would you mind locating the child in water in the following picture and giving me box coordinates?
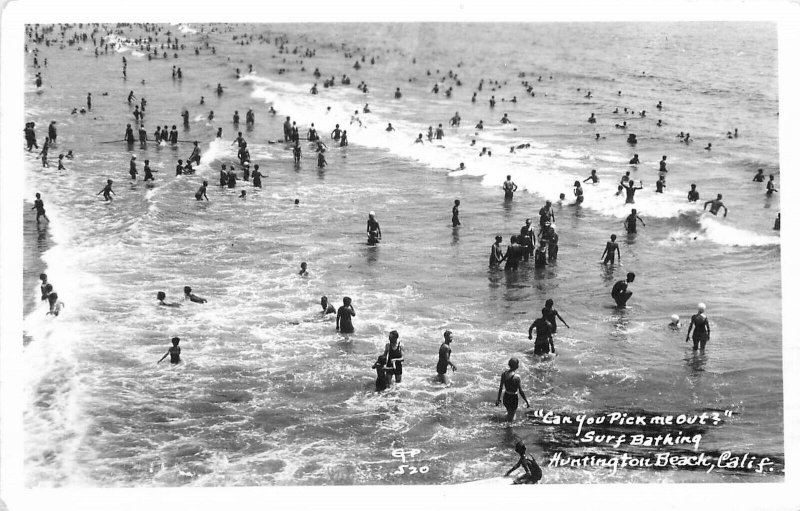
[371,354,393,391]
[157,337,181,364]
[505,441,543,484]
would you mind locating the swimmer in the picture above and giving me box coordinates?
[753,169,765,182]
[382,330,404,383]
[183,286,207,304]
[195,180,209,201]
[528,308,555,355]
[46,292,65,316]
[583,169,598,184]
[367,211,382,245]
[293,143,302,164]
[766,175,778,196]
[624,208,645,233]
[505,441,543,484]
[299,262,307,276]
[659,156,668,174]
[97,179,115,201]
[239,190,247,199]
[655,175,666,193]
[156,291,181,307]
[705,143,712,151]
[321,296,336,315]
[32,193,49,223]
[774,212,780,230]
[39,274,49,301]
[688,184,700,202]
[503,175,518,200]
[317,151,327,169]
[544,299,569,333]
[372,355,392,392]
[587,113,596,124]
[621,180,643,204]
[669,314,681,330]
[495,358,529,422]
[500,113,511,124]
[452,199,461,227]
[601,234,621,264]
[685,303,711,351]
[414,133,424,144]
[629,154,639,164]
[490,235,505,268]
[703,194,728,217]
[538,201,555,229]
[385,123,395,132]
[611,272,636,308]
[157,337,181,364]
[336,297,356,333]
[573,181,584,204]
[436,330,457,384]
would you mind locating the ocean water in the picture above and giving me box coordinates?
[22,22,782,486]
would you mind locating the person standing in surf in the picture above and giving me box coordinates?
[601,234,621,264]
[97,179,115,201]
[543,299,570,334]
[452,199,461,227]
[528,309,555,356]
[436,330,457,384]
[611,272,636,308]
[496,358,530,422]
[31,193,49,224]
[490,235,505,268]
[703,194,728,217]
[503,175,518,200]
[382,330,404,384]
[367,211,381,245]
[685,303,711,351]
[621,179,643,204]
[624,209,645,233]
[195,180,209,201]
[157,337,181,365]
[336,297,356,333]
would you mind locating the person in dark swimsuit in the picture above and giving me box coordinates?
[32,193,50,223]
[503,175,518,200]
[685,303,711,351]
[367,212,381,245]
[753,169,765,182]
[496,358,529,422]
[252,164,264,188]
[687,184,700,202]
[452,200,461,227]
[158,337,181,364]
[519,219,535,261]
[625,209,645,233]
[611,272,636,307]
[505,441,543,484]
[336,297,355,333]
[97,179,115,201]
[195,180,209,201]
[528,308,555,355]
[436,330,457,384]
[156,291,181,307]
[39,274,49,300]
[372,354,392,391]
[621,180,643,204]
[601,234,621,264]
[504,236,524,271]
[543,299,569,334]
[183,286,207,303]
[383,330,404,383]
[490,236,505,267]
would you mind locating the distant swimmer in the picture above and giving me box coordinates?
[520,219,535,261]
[97,179,115,201]
[340,130,348,147]
[239,190,247,199]
[766,175,778,196]
[611,272,636,308]
[293,143,302,164]
[538,201,555,229]
[195,180,209,201]
[183,286,207,303]
[774,212,780,231]
[624,208,645,233]
[588,113,596,124]
[252,164,264,188]
[435,124,445,139]
[703,194,728,217]
[500,113,511,124]
[157,337,181,364]
[495,358,530,422]
[382,330,405,383]
[385,123,395,132]
[583,169,598,184]
[490,235,505,267]
[656,100,663,110]
[601,234,621,264]
[753,169,765,182]
[621,180,643,204]
[124,123,135,144]
[505,441,543,485]
[32,193,50,223]
[317,151,327,169]
[687,184,700,202]
[629,154,640,164]
[452,199,461,227]
[321,296,336,315]
[685,303,711,351]
[704,143,712,151]
[528,308,555,356]
[367,211,382,245]
[39,274,49,301]
[475,120,484,130]
[503,175,518,200]
[143,159,156,182]
[655,175,666,193]
[615,121,627,129]
[659,156,668,173]
[573,181,584,205]
[336,297,356,333]
[298,262,308,276]
[669,315,681,330]
[436,330,457,384]
[156,291,181,307]
[543,298,570,333]
[395,87,402,99]
[414,134,424,144]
